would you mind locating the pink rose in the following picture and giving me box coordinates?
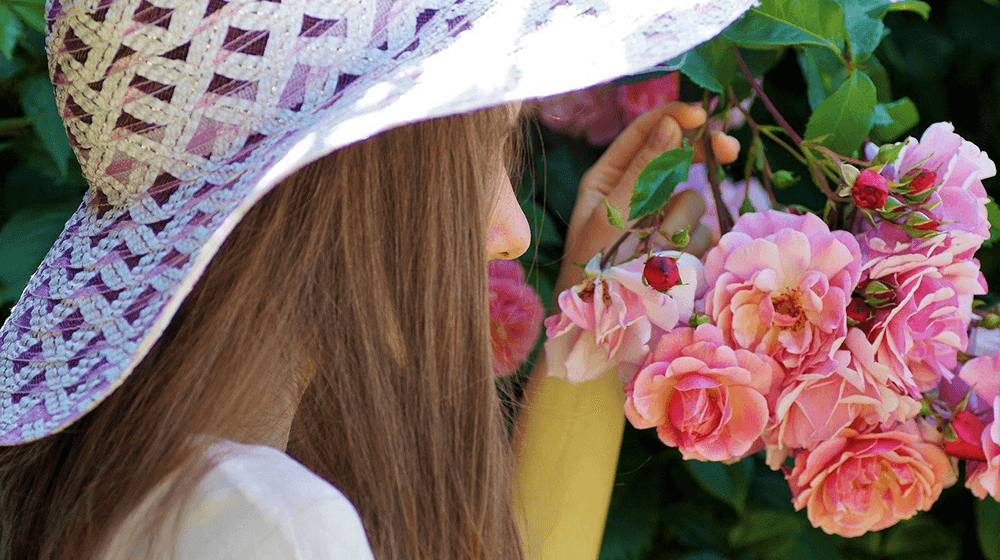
[488,260,544,377]
[544,252,703,384]
[617,73,680,122]
[860,224,987,394]
[787,425,951,537]
[703,211,862,374]
[624,323,782,462]
[884,122,996,255]
[770,329,920,452]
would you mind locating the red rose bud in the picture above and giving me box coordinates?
[905,212,940,231]
[852,170,889,210]
[846,297,876,330]
[643,255,680,292]
[907,169,937,194]
[861,279,896,308]
[943,410,987,461]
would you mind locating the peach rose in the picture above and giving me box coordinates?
[544,252,703,384]
[624,324,782,462]
[787,425,951,537]
[703,211,861,375]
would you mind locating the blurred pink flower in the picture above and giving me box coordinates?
[624,323,782,462]
[769,329,920,452]
[860,223,987,394]
[675,163,772,241]
[616,73,681,122]
[883,122,996,256]
[703,211,862,375]
[488,260,544,377]
[966,410,1000,500]
[532,73,680,145]
[544,252,703,384]
[787,424,951,537]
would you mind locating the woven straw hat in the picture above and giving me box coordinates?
[0,0,755,444]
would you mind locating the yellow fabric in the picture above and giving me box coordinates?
[515,360,626,560]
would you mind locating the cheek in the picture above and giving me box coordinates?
[486,180,530,260]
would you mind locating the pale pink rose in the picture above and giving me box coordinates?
[703,211,862,374]
[860,223,987,395]
[624,323,782,462]
[969,327,1000,358]
[674,164,772,241]
[617,73,681,122]
[544,252,703,384]
[787,424,951,537]
[488,260,544,377]
[883,122,996,255]
[959,352,1000,410]
[769,329,919,452]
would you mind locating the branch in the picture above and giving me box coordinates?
[733,46,804,145]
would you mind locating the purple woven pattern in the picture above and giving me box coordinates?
[2,0,757,444]
[1,0,480,444]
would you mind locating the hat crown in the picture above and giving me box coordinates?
[46,0,463,206]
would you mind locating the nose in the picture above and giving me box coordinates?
[487,180,530,260]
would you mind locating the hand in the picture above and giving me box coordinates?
[557,103,741,293]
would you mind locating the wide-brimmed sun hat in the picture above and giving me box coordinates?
[0,0,755,444]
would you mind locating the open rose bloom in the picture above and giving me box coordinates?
[541,121,1000,537]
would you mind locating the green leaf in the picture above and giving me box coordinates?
[0,199,81,303]
[977,498,1000,560]
[729,509,842,560]
[863,55,893,102]
[723,0,845,53]
[803,70,877,155]
[869,142,905,167]
[797,45,847,110]
[871,97,919,143]
[0,3,24,60]
[684,456,753,515]
[604,197,625,229]
[882,515,959,560]
[11,0,46,33]
[20,74,74,178]
[884,1,931,19]
[838,0,890,60]
[679,553,729,560]
[680,36,737,94]
[771,170,799,189]
[629,142,694,220]
[599,450,670,560]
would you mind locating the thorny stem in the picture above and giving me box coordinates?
[702,135,733,236]
[733,46,803,145]
[815,145,868,167]
[730,90,778,208]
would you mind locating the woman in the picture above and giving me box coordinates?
[0,1,747,558]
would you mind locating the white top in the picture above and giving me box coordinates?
[101,440,377,560]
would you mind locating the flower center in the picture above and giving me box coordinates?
[771,289,806,331]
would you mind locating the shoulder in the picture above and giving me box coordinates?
[103,440,376,560]
[174,440,376,560]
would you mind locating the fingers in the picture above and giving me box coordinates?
[692,131,741,165]
[660,190,706,234]
[684,222,714,258]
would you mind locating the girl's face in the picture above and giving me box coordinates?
[486,104,530,261]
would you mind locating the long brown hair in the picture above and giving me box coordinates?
[0,106,525,560]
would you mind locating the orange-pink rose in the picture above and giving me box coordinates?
[624,324,782,462]
[488,260,544,377]
[787,425,951,537]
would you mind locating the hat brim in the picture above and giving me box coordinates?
[1,0,755,444]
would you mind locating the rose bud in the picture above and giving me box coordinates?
[860,279,896,308]
[943,410,987,461]
[907,169,937,194]
[643,255,680,292]
[851,170,889,210]
[905,212,940,232]
[846,297,876,330]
